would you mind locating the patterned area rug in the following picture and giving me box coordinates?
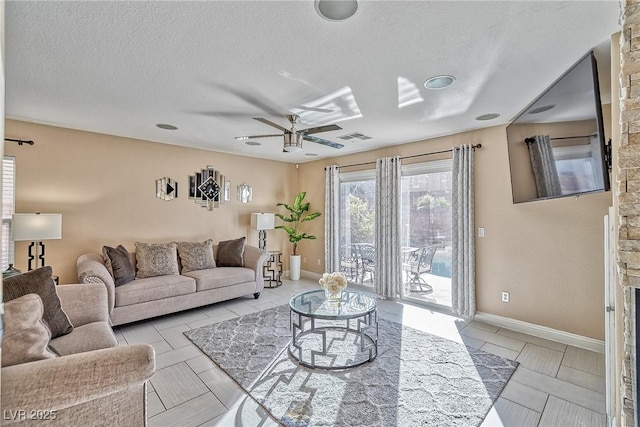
[184,304,518,426]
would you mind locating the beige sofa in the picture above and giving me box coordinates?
[2,283,155,426]
[76,244,268,326]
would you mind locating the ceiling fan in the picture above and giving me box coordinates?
[235,115,344,152]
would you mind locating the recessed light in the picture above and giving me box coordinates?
[424,75,455,90]
[156,123,178,130]
[475,113,501,121]
[245,141,261,146]
[305,153,319,157]
[528,105,555,114]
[315,0,358,22]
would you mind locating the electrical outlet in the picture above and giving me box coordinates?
[303,257,307,263]
[501,291,510,303]
[478,227,485,237]
[317,259,321,266]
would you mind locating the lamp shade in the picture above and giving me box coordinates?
[250,213,275,231]
[13,213,62,241]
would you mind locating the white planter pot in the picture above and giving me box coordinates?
[290,255,301,281]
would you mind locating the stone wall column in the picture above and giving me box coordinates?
[619,1,640,425]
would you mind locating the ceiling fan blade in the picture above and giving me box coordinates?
[303,135,344,149]
[300,124,342,135]
[212,83,283,116]
[253,117,288,132]
[297,105,334,113]
[235,134,282,140]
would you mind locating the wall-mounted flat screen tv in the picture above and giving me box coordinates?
[506,51,610,204]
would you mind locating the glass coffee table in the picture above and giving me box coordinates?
[288,289,378,370]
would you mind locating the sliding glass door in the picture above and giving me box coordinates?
[400,160,452,307]
[338,171,376,287]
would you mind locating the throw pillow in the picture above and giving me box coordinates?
[3,266,73,338]
[2,294,57,367]
[134,242,179,279]
[216,237,246,267]
[177,240,216,273]
[102,244,135,286]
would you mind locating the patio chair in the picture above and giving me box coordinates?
[340,244,362,282]
[358,244,376,284]
[403,246,437,293]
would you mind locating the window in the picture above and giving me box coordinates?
[338,170,376,286]
[2,156,16,270]
[401,159,452,307]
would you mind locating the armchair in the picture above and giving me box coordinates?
[1,283,155,426]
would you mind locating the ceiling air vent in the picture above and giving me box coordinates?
[337,132,372,141]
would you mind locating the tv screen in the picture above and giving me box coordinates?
[506,51,610,204]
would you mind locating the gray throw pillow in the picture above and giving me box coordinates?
[3,266,74,339]
[102,244,135,286]
[134,242,179,279]
[177,240,216,273]
[216,237,246,267]
[2,294,57,367]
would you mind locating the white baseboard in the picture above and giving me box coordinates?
[281,270,322,281]
[475,312,605,354]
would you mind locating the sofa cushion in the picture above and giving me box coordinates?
[2,294,57,367]
[216,237,246,267]
[102,244,135,286]
[184,267,255,292]
[115,275,196,307]
[49,322,118,356]
[177,240,216,273]
[135,242,179,279]
[3,266,73,338]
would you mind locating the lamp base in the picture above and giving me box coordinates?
[27,241,46,271]
[258,230,267,251]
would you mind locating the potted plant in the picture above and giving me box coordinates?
[275,191,321,280]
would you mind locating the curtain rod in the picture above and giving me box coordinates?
[524,134,596,144]
[328,144,482,170]
[4,138,34,146]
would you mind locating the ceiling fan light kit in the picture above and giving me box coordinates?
[284,133,303,152]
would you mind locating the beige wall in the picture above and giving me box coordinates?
[298,122,612,340]
[6,107,613,339]
[5,120,296,283]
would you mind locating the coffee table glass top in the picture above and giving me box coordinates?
[289,289,376,320]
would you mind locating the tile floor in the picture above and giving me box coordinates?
[114,278,607,427]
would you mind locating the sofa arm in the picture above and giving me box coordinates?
[244,245,269,291]
[57,283,110,327]
[77,253,115,314]
[1,344,155,414]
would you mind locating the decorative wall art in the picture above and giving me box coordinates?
[224,179,231,202]
[237,183,253,204]
[188,166,227,210]
[156,177,178,201]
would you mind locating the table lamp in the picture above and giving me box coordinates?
[251,213,275,250]
[13,213,62,271]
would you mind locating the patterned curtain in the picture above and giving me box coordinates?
[527,135,562,198]
[452,145,476,317]
[375,156,402,298]
[324,165,340,273]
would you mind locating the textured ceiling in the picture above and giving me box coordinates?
[5,1,621,163]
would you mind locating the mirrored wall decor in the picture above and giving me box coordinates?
[506,51,610,203]
[188,166,227,210]
[237,183,252,204]
[156,177,178,201]
[224,179,231,202]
